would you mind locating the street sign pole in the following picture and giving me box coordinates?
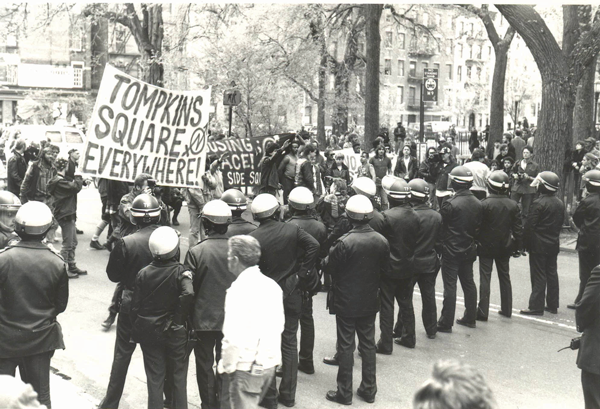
[223,89,242,138]
[228,106,233,138]
[419,83,425,142]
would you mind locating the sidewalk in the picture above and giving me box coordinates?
[560,229,578,253]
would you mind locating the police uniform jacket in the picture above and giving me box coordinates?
[478,193,523,258]
[0,241,68,358]
[184,233,234,331]
[250,218,319,296]
[131,260,194,339]
[577,266,600,375]
[382,203,419,279]
[225,217,257,238]
[440,189,482,260]
[322,208,384,253]
[0,223,18,250]
[327,224,390,317]
[523,194,565,255]
[412,203,442,274]
[573,192,600,252]
[287,215,327,258]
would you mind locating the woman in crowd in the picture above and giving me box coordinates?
[511,145,539,222]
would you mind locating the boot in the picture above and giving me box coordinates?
[90,239,105,250]
[69,264,87,276]
[172,217,179,226]
[102,312,117,330]
[67,270,79,279]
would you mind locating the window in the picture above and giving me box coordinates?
[115,27,127,53]
[436,14,442,27]
[384,59,392,75]
[422,62,428,75]
[446,64,453,79]
[398,33,405,50]
[433,63,440,74]
[458,43,463,58]
[477,45,482,59]
[409,87,416,105]
[46,131,63,143]
[70,26,84,51]
[476,66,482,80]
[304,106,312,124]
[72,62,83,88]
[409,61,416,77]
[469,44,473,59]
[410,35,417,49]
[398,59,405,76]
[457,66,462,81]
[385,31,393,48]
[398,86,404,104]
[460,21,465,34]
[470,23,474,36]
[423,13,429,26]
[466,65,472,79]
[66,131,83,143]
[446,39,453,55]
[386,13,392,23]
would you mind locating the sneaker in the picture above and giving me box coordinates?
[172,219,180,226]
[67,271,79,279]
[90,240,105,250]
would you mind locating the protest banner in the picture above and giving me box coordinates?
[80,65,211,188]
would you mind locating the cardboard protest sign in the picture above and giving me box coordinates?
[81,65,211,187]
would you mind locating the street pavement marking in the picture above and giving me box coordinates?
[413,290,577,332]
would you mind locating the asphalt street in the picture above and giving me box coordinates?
[46,187,584,409]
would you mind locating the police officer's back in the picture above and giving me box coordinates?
[221,189,256,237]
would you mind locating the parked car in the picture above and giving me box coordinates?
[9,125,86,157]
[407,121,452,141]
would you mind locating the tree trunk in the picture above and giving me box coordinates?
[317,53,327,146]
[333,66,349,135]
[487,44,510,159]
[364,4,382,150]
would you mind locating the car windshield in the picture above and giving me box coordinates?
[66,131,83,143]
[45,131,62,143]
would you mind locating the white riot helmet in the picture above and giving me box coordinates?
[288,187,314,211]
[149,226,180,261]
[251,194,280,220]
[201,199,232,225]
[351,177,377,197]
[346,194,374,221]
[14,201,53,237]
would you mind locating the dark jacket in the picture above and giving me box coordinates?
[322,208,384,254]
[394,156,419,181]
[6,150,27,196]
[576,266,600,375]
[573,192,600,252]
[412,203,442,274]
[250,218,319,296]
[325,163,351,187]
[65,158,77,181]
[381,203,419,279]
[184,234,234,331]
[393,125,406,141]
[0,241,68,358]
[436,160,458,192]
[327,224,389,317]
[440,189,482,260]
[47,175,83,221]
[297,160,323,196]
[511,160,540,194]
[131,260,194,341]
[287,215,327,259]
[259,148,286,192]
[469,131,480,152]
[225,217,257,238]
[418,156,441,184]
[523,194,565,255]
[478,193,523,258]
[20,159,56,204]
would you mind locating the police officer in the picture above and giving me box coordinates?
[249,194,319,408]
[520,171,565,316]
[286,187,327,375]
[0,191,21,249]
[376,176,419,352]
[131,226,194,409]
[438,166,482,332]
[184,200,233,409]
[0,201,68,408]
[477,171,523,320]
[221,189,257,237]
[569,170,600,309]
[325,195,390,405]
[99,194,162,409]
[404,178,442,339]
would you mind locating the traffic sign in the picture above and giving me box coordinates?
[423,68,438,103]
[223,90,242,106]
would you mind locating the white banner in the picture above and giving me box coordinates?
[80,65,211,187]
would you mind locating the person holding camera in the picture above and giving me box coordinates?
[418,147,442,209]
[511,146,540,224]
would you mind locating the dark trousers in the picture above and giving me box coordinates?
[439,257,477,327]
[221,367,275,409]
[299,294,314,368]
[582,370,600,409]
[194,331,223,409]
[575,250,600,304]
[0,351,53,408]
[108,282,125,315]
[379,276,416,351]
[262,290,301,406]
[416,273,438,336]
[336,314,377,402]
[281,176,295,205]
[140,329,189,409]
[512,192,534,221]
[478,256,512,318]
[528,252,559,311]
[99,313,137,409]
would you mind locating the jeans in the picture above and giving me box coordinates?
[99,313,137,409]
[336,315,377,402]
[262,290,301,406]
[58,218,78,266]
[376,186,388,210]
[221,367,275,409]
[528,252,559,311]
[379,276,416,351]
[439,257,478,327]
[194,331,223,409]
[140,328,189,409]
[512,192,535,221]
[188,205,205,247]
[0,351,54,408]
[575,250,600,304]
[299,294,314,369]
[427,183,437,210]
[478,256,512,317]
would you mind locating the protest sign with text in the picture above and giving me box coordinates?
[81,65,211,187]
